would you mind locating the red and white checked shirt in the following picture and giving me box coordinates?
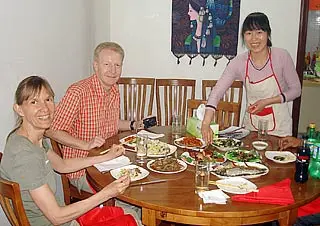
[51,74,120,179]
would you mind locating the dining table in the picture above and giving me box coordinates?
[86,126,320,226]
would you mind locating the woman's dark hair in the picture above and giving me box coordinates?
[241,12,272,47]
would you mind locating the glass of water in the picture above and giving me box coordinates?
[136,134,148,163]
[195,160,210,193]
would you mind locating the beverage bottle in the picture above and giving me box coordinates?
[297,138,310,161]
[308,139,320,179]
[295,158,309,183]
[307,123,316,143]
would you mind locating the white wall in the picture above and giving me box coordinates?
[0,0,93,224]
[106,0,301,121]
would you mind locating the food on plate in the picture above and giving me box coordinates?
[118,167,142,179]
[225,149,260,162]
[123,135,136,145]
[252,141,268,150]
[176,137,204,148]
[149,158,184,172]
[147,140,171,155]
[196,149,225,163]
[212,162,268,177]
[273,155,286,161]
[212,138,242,148]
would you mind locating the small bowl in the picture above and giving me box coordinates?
[252,141,268,151]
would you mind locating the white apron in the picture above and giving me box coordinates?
[243,51,292,137]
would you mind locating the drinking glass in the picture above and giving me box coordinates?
[172,114,182,138]
[136,134,148,163]
[195,160,210,193]
[258,119,268,141]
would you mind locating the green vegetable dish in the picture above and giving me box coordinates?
[225,149,260,162]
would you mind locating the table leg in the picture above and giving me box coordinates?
[278,209,297,226]
[142,207,159,226]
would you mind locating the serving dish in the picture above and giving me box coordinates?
[110,165,149,181]
[147,158,187,174]
[265,151,296,164]
[211,138,242,152]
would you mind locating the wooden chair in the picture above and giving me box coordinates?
[187,99,241,130]
[50,139,92,205]
[201,80,243,105]
[118,77,155,121]
[0,152,31,226]
[156,79,196,126]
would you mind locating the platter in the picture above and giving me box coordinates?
[110,165,149,182]
[215,177,258,194]
[174,137,206,149]
[265,151,296,164]
[147,141,177,158]
[180,150,226,166]
[211,162,269,179]
[119,135,137,148]
[147,158,187,174]
[211,138,242,152]
[225,149,261,163]
[218,126,250,139]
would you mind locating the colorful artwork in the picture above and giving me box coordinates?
[171,0,241,65]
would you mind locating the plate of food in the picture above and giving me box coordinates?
[211,162,269,179]
[174,137,206,149]
[225,149,261,162]
[147,140,177,157]
[211,138,242,151]
[119,135,137,148]
[110,165,149,182]
[215,177,258,194]
[265,151,296,164]
[180,150,226,166]
[147,158,187,174]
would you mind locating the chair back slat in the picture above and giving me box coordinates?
[156,79,196,126]
[118,77,155,121]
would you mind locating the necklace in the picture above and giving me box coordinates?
[250,57,270,71]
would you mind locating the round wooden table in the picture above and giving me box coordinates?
[86,127,320,226]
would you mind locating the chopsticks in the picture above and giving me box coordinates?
[209,181,259,192]
[100,148,135,155]
[130,179,167,187]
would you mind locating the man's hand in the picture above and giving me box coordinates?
[279,136,303,151]
[86,136,105,150]
[104,144,125,159]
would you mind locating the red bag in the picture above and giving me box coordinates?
[77,206,137,226]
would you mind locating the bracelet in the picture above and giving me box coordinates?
[130,120,135,131]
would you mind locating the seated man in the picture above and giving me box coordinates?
[0,75,136,226]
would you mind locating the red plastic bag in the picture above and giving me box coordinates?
[77,206,137,226]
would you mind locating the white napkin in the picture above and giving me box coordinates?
[137,130,164,139]
[196,104,206,121]
[94,155,131,172]
[198,189,230,204]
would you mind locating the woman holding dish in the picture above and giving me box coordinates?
[0,76,136,226]
[201,12,301,143]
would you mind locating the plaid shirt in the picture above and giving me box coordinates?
[51,74,120,179]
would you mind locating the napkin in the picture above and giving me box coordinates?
[198,189,230,204]
[231,178,294,206]
[93,155,131,172]
[137,130,164,139]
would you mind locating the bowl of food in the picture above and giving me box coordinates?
[252,141,268,151]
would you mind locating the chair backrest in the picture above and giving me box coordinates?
[202,80,243,105]
[187,99,241,130]
[118,77,155,121]
[0,153,31,226]
[156,79,196,126]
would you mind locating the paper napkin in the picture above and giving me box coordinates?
[198,189,230,204]
[137,130,165,139]
[93,155,131,172]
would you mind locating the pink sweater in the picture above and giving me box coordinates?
[206,47,301,109]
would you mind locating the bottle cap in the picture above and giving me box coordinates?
[309,123,316,129]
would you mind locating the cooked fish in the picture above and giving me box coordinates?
[213,162,267,177]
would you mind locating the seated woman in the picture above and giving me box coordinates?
[0,76,137,226]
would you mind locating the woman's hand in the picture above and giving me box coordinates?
[247,99,268,114]
[278,136,302,151]
[86,136,105,150]
[201,122,213,145]
[103,174,130,197]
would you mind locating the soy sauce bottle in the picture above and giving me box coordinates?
[295,157,309,183]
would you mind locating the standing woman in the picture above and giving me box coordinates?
[0,76,136,226]
[201,12,301,143]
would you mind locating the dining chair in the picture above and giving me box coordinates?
[156,78,196,126]
[187,99,241,130]
[201,80,243,105]
[0,152,31,226]
[50,139,92,205]
[118,77,155,121]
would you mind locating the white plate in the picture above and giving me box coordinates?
[211,162,269,179]
[180,151,226,166]
[211,138,242,152]
[119,135,137,148]
[174,137,206,149]
[265,151,296,164]
[147,142,177,158]
[216,177,257,194]
[252,141,268,151]
[218,126,250,139]
[147,159,187,174]
[110,165,149,182]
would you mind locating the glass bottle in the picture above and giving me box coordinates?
[298,138,310,161]
[295,158,309,183]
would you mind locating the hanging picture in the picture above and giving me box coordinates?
[171,0,241,66]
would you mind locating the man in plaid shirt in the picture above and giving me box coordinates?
[47,42,140,192]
